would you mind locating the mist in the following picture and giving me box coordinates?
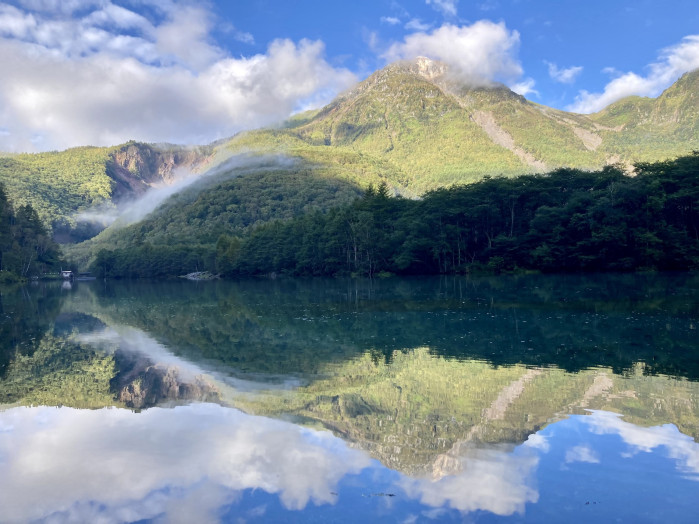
[75,323,304,393]
[73,153,298,234]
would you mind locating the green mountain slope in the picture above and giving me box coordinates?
[591,69,699,160]
[0,142,212,241]
[64,153,374,268]
[289,58,606,189]
[214,58,697,194]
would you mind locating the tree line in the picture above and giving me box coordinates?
[0,183,63,282]
[90,153,699,278]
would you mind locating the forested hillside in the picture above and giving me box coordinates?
[224,154,699,276]
[0,142,211,242]
[87,154,699,278]
[67,155,367,273]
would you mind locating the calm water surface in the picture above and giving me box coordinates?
[1,273,698,523]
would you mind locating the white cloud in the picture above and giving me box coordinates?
[546,61,583,84]
[479,0,499,11]
[426,0,458,17]
[383,21,523,86]
[0,2,357,152]
[568,35,699,113]
[523,433,550,452]
[381,16,401,25]
[16,0,103,15]
[233,29,254,44]
[405,18,432,32]
[0,404,371,522]
[511,77,538,97]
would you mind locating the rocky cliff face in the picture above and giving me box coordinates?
[107,142,212,201]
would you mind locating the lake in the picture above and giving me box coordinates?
[1,273,698,523]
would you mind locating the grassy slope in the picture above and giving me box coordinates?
[0,141,214,235]
[592,69,699,161]
[0,146,116,228]
[223,63,697,196]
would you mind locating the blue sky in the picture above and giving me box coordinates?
[0,0,697,151]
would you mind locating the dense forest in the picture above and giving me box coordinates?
[0,183,63,282]
[89,153,699,278]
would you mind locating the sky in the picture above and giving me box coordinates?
[0,0,697,152]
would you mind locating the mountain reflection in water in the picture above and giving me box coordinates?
[0,273,697,522]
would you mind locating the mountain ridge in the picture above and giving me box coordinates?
[1,58,697,257]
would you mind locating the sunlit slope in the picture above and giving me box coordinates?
[212,60,697,195]
[0,146,114,230]
[591,69,699,160]
[293,58,608,187]
[0,142,211,239]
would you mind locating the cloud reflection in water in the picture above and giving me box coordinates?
[0,404,370,523]
[583,410,699,478]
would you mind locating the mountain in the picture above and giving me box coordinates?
[216,58,698,192]
[590,68,699,158]
[2,58,697,272]
[0,141,212,242]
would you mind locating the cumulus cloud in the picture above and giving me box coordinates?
[426,0,459,17]
[546,61,583,84]
[511,77,538,97]
[0,1,357,152]
[568,35,699,113]
[565,445,600,464]
[383,20,523,86]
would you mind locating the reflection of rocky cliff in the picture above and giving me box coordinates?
[112,350,220,409]
[0,316,221,410]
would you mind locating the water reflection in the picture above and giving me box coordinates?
[0,274,698,521]
[401,446,539,516]
[60,273,699,379]
[1,406,697,523]
[0,404,370,523]
[584,410,699,478]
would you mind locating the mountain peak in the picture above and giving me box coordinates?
[412,56,449,81]
[373,56,450,84]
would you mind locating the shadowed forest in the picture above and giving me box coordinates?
[89,153,699,278]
